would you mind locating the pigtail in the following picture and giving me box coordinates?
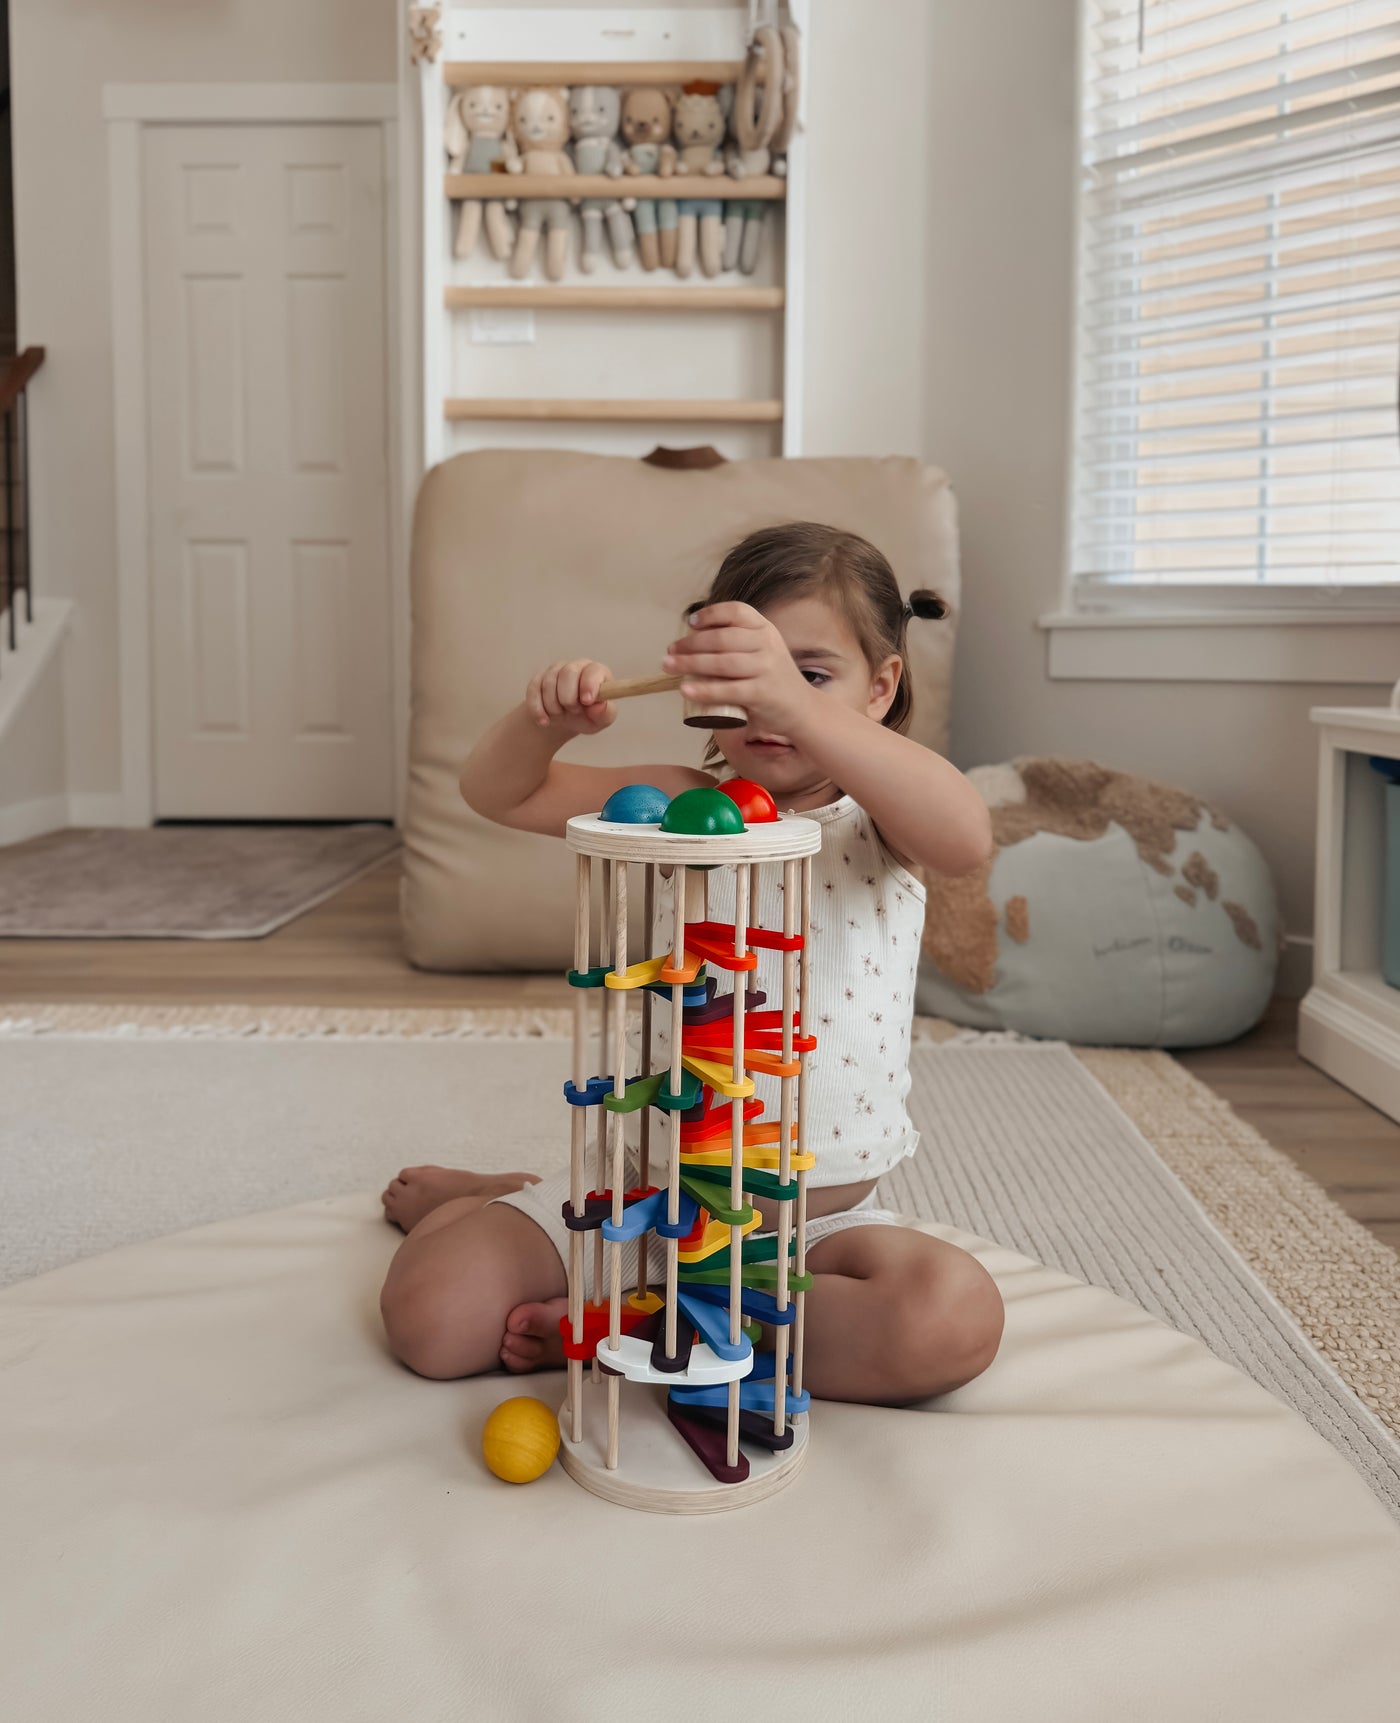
[904,589,948,622]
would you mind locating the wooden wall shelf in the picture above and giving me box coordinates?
[444,398,784,424]
[445,174,786,201]
[444,285,785,312]
[444,61,746,88]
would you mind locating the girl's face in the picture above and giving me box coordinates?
[711,593,901,806]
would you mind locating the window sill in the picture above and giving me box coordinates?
[1040,608,1400,684]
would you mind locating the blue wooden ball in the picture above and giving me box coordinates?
[600,783,672,824]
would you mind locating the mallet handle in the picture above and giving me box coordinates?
[596,672,683,702]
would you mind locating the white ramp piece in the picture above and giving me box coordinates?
[595,1333,753,1387]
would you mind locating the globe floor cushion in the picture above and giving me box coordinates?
[919,757,1281,1046]
[3,1195,1399,1720]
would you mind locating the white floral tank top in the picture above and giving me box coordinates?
[645,794,927,1185]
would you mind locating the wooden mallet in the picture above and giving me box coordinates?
[597,673,746,730]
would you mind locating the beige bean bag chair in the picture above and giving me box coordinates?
[3,1195,1399,1721]
[402,451,959,970]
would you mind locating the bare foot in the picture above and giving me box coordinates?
[381,1165,540,1233]
[500,1297,569,1373]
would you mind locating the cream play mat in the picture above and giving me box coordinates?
[3,1195,1399,1722]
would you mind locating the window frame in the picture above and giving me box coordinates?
[1051,0,1400,673]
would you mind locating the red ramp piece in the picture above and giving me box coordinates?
[560,1299,656,1362]
[680,924,758,973]
[684,918,804,956]
[667,1398,750,1484]
[678,1093,764,1144]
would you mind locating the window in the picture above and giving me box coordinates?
[1071,1,1400,607]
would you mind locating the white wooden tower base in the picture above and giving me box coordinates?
[558,1381,808,1514]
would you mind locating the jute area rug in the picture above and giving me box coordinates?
[0,825,400,938]
[4,1003,1398,1516]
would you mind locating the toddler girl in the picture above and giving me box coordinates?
[380,522,1003,1405]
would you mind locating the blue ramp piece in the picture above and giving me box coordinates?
[653,1190,700,1240]
[563,1075,614,1107]
[675,1283,797,1327]
[675,1290,752,1362]
[645,981,709,1007]
[601,1188,669,1244]
[668,1379,811,1416]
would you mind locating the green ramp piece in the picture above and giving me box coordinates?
[683,1163,799,1204]
[566,966,609,988]
[680,1260,814,1292]
[653,1068,703,1112]
[677,1172,752,1228]
[603,1072,664,1114]
[678,1234,797,1277]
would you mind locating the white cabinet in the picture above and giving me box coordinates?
[1300,705,1400,1123]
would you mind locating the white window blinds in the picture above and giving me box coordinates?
[1073,1,1400,598]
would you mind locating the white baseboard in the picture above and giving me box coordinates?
[68,792,138,828]
[1299,985,1400,1126]
[0,793,71,847]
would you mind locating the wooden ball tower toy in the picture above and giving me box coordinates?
[558,781,823,1513]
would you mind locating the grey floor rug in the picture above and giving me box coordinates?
[0,825,400,938]
[3,1023,1396,1515]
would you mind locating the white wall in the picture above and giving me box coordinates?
[922,0,1382,940]
[9,0,395,813]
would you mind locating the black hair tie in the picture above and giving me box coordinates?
[904,589,948,622]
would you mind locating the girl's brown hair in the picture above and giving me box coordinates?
[690,521,946,737]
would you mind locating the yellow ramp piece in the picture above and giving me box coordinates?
[680,1054,755,1100]
[605,954,665,991]
[677,1207,764,1263]
[680,1144,816,1174]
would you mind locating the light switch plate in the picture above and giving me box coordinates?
[468,307,537,345]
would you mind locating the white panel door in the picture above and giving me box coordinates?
[144,124,394,818]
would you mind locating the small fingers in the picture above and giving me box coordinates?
[667,651,755,678]
[687,602,763,631]
[525,671,549,727]
[538,664,565,723]
[578,661,612,706]
[555,660,583,714]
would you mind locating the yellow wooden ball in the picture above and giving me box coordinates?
[481,1396,560,1484]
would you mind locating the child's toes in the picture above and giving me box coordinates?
[500,1333,543,1373]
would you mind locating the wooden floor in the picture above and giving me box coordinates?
[4,856,1398,1255]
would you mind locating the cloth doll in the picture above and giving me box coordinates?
[672,86,727,278]
[506,87,576,281]
[619,87,678,272]
[567,86,634,272]
[724,28,785,274]
[443,86,517,262]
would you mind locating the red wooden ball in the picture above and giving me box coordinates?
[718,778,779,824]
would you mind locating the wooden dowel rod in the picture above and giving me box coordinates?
[727,862,749,1472]
[568,851,590,1443]
[793,854,812,1402]
[637,865,655,1296]
[774,858,798,1437]
[444,397,783,424]
[446,173,787,200]
[445,284,786,313]
[664,866,686,1361]
[445,61,746,87]
[598,672,681,702]
[606,863,628,1471]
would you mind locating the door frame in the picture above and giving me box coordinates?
[105,83,408,826]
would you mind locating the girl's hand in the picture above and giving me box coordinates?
[663,604,816,736]
[525,660,617,735]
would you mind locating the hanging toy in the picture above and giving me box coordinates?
[724,27,785,275]
[443,86,517,262]
[619,87,679,272]
[507,86,576,282]
[672,83,727,279]
[568,86,635,272]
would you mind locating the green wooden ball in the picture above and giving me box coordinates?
[659,787,748,839]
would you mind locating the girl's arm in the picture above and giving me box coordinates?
[666,606,992,877]
[460,658,711,838]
